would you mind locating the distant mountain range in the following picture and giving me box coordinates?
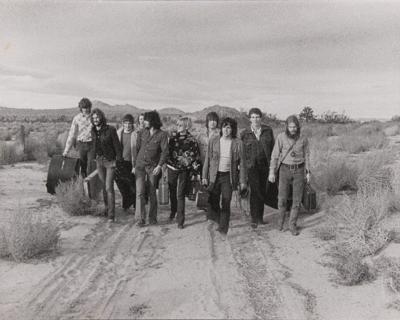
[0,101,246,122]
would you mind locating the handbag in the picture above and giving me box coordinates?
[196,184,209,209]
[302,182,317,212]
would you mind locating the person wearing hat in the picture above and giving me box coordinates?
[63,97,94,177]
[116,114,137,212]
[240,108,275,229]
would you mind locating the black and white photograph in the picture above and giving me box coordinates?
[1,1,400,319]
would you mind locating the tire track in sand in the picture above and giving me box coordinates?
[21,218,166,320]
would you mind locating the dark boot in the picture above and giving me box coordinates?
[289,208,299,236]
[277,207,286,231]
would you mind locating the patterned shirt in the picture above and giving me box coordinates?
[167,131,201,174]
[64,113,93,153]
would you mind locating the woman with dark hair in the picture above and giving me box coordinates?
[91,108,122,222]
[202,117,246,237]
[268,115,311,236]
[240,107,275,228]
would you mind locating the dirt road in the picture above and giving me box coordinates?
[0,163,399,319]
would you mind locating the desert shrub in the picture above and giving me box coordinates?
[313,154,359,195]
[0,209,60,261]
[0,141,23,165]
[327,248,376,285]
[376,256,400,294]
[55,176,95,216]
[384,125,400,136]
[312,225,336,241]
[24,134,62,163]
[328,190,392,255]
[335,131,387,154]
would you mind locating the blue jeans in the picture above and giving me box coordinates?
[77,141,95,177]
[168,168,188,226]
[278,165,305,210]
[208,172,232,234]
[96,157,116,218]
[136,166,159,223]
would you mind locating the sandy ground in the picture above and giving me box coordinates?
[0,159,400,319]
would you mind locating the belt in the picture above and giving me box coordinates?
[77,140,92,144]
[281,162,304,170]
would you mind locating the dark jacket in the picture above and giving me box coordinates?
[240,125,274,169]
[135,128,169,169]
[202,135,246,190]
[92,125,122,161]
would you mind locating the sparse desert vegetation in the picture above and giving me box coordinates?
[1,105,400,319]
[55,176,98,216]
[0,208,60,262]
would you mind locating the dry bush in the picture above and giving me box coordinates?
[321,186,396,285]
[384,125,400,136]
[0,209,60,261]
[326,248,376,286]
[55,176,95,216]
[0,141,20,165]
[335,130,387,154]
[313,154,359,195]
[376,256,400,295]
[328,190,392,255]
[312,224,336,241]
[25,134,62,163]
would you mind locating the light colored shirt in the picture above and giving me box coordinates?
[122,132,132,161]
[269,132,310,173]
[64,113,93,153]
[218,137,232,172]
[251,126,262,141]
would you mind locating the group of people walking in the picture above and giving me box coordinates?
[63,98,311,237]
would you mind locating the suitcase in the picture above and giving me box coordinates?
[115,161,136,209]
[46,155,80,194]
[186,178,200,201]
[158,169,169,205]
[302,182,317,212]
[196,185,209,209]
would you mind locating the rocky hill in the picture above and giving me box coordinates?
[0,102,249,124]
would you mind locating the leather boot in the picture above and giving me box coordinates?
[289,208,299,236]
[277,208,286,231]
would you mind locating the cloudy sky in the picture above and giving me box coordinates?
[0,1,399,118]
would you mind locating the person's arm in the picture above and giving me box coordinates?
[304,137,311,182]
[202,138,211,185]
[157,131,169,167]
[111,127,123,161]
[191,138,202,176]
[268,135,281,182]
[131,131,137,165]
[63,116,78,156]
[238,140,247,187]
[134,130,142,167]
[269,134,281,174]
